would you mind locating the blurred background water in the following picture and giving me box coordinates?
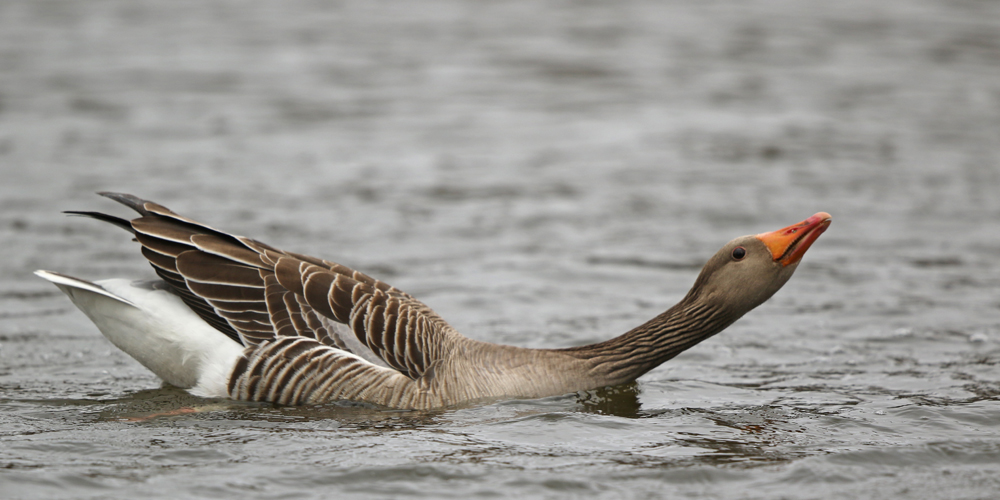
[1,1,1000,498]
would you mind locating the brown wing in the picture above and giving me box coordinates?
[85,192,458,380]
[266,254,460,379]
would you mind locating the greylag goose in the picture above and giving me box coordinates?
[36,193,830,410]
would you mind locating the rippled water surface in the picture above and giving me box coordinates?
[2,1,1000,498]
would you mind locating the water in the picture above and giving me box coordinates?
[2,0,1000,498]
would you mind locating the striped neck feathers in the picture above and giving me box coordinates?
[556,289,746,386]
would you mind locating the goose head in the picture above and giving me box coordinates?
[686,212,832,316]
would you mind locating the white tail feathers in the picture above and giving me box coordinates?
[35,270,244,397]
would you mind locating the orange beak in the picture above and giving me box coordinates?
[755,212,832,266]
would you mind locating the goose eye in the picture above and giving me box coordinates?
[732,246,747,260]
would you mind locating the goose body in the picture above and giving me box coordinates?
[37,193,830,410]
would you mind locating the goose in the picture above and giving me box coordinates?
[36,193,830,410]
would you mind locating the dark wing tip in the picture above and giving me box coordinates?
[96,192,152,216]
[63,210,135,234]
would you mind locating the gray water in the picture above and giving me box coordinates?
[2,1,1000,498]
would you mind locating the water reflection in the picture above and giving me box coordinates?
[574,383,643,418]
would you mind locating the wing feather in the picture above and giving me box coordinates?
[186,279,266,302]
[270,254,459,379]
[176,252,264,287]
[89,193,459,384]
[190,234,268,267]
